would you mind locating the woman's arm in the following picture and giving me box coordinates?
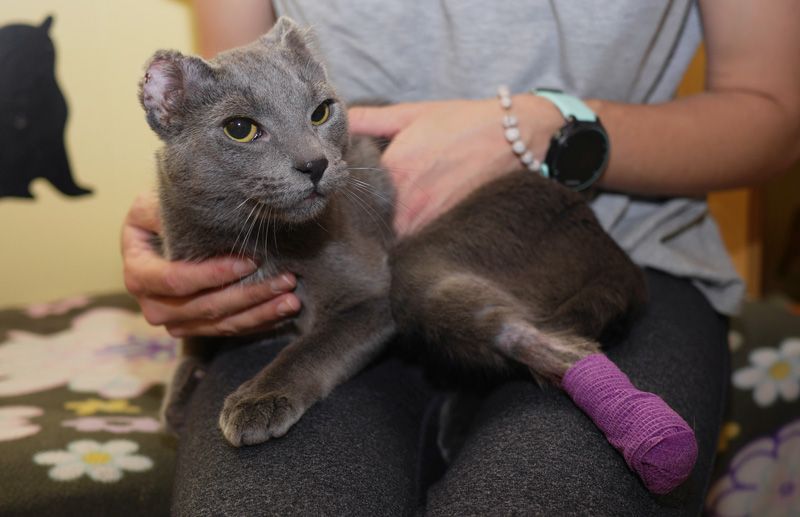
[350,0,800,233]
[192,0,276,58]
[591,0,800,195]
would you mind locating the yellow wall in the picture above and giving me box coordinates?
[0,1,194,307]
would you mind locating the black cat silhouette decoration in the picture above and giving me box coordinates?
[0,16,91,199]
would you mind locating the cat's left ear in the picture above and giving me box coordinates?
[139,50,213,140]
[269,17,310,51]
[263,17,325,74]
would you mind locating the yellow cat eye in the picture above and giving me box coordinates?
[310,101,331,126]
[223,118,260,142]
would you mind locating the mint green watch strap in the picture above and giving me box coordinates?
[532,89,597,123]
[539,162,550,178]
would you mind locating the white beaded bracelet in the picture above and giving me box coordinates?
[497,85,545,175]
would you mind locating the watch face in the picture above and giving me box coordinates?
[552,125,609,190]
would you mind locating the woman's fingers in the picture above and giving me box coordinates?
[121,192,259,298]
[348,103,428,138]
[124,245,258,298]
[165,292,301,337]
[121,190,302,338]
[139,273,296,326]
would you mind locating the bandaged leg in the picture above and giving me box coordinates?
[561,353,697,494]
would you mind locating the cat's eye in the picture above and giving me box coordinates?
[310,101,332,126]
[223,118,260,143]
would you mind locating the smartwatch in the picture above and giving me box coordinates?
[533,88,609,191]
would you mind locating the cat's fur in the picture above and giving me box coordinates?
[140,17,646,448]
[140,18,395,446]
[391,171,646,388]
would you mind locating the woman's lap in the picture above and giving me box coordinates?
[171,341,433,516]
[172,270,729,516]
[424,270,729,516]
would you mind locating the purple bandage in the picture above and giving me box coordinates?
[561,353,697,494]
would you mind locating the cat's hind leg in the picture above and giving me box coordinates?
[494,314,697,494]
[402,271,599,382]
[408,272,697,494]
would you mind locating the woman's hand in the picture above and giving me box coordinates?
[120,191,301,337]
[348,95,562,235]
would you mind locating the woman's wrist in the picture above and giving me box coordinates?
[509,93,564,171]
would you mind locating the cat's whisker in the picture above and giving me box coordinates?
[263,205,271,261]
[236,202,258,256]
[342,187,393,244]
[341,189,377,232]
[236,203,258,259]
[230,200,260,258]
[346,183,393,218]
[349,181,392,206]
[346,176,408,212]
[222,197,253,225]
[271,206,280,253]
[254,204,265,263]
[262,204,273,260]
[238,202,262,262]
[232,197,252,214]
[346,175,378,192]
[346,168,422,212]
[348,177,375,188]
[314,220,330,235]
[348,177,386,196]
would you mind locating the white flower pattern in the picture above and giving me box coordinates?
[0,308,177,399]
[33,439,153,483]
[733,338,800,407]
[0,406,43,442]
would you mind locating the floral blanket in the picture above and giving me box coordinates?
[0,294,177,517]
[706,298,800,517]
[0,293,798,516]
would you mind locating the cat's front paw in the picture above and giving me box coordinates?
[218,384,304,446]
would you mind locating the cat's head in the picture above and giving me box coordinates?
[139,17,349,225]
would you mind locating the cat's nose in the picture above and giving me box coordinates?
[295,157,328,185]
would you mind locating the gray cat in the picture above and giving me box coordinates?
[139,17,644,443]
[140,17,699,493]
[139,18,395,446]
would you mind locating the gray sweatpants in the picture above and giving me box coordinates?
[171,270,729,516]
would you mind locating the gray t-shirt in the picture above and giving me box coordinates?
[274,0,744,315]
